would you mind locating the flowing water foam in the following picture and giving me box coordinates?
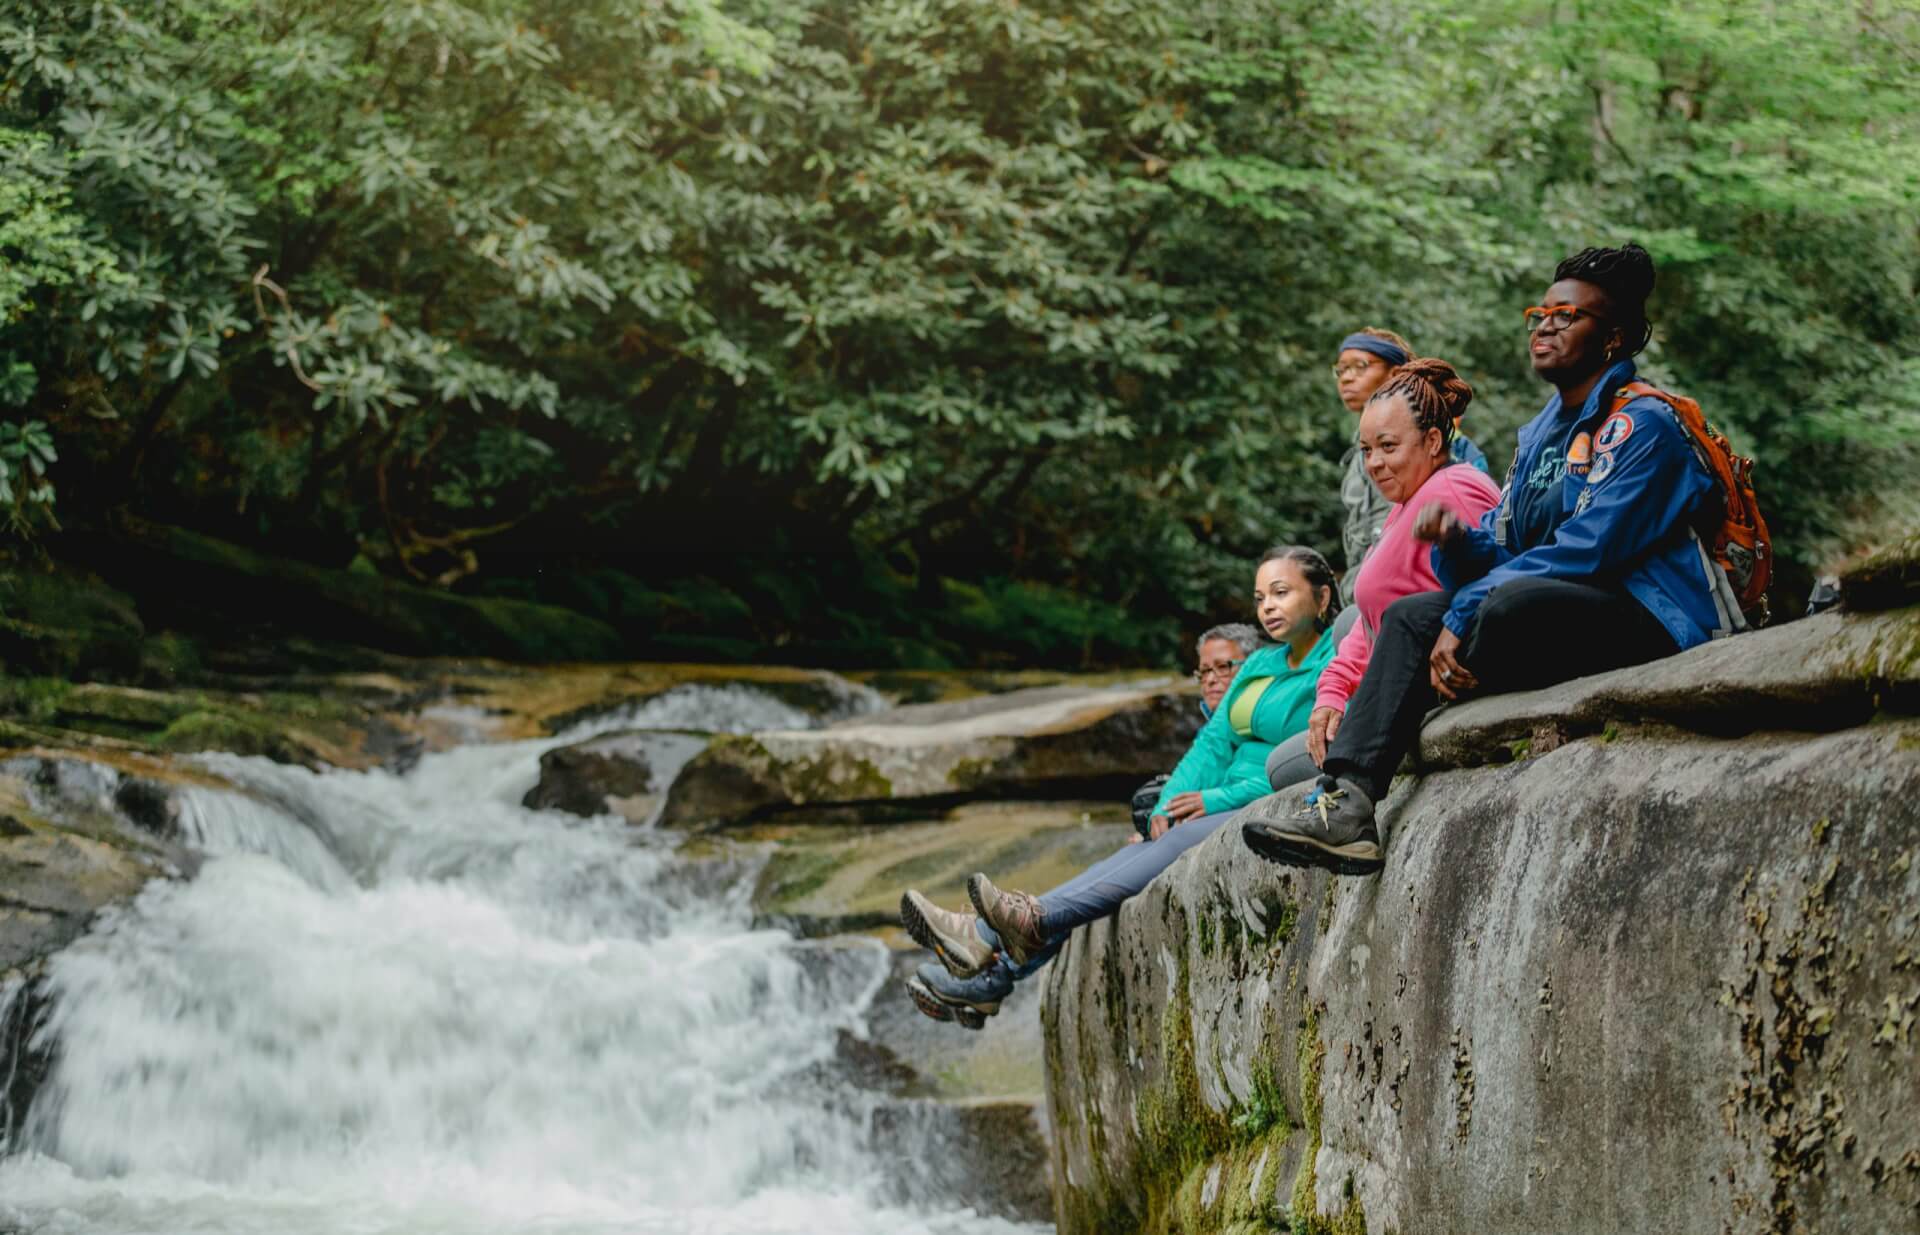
[0,686,1043,1235]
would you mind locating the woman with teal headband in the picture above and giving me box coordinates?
[1335,329,1487,607]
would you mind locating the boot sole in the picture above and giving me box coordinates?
[966,874,1041,968]
[1241,822,1384,877]
[905,975,991,1031]
[899,892,990,980]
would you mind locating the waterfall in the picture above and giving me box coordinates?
[0,686,1043,1235]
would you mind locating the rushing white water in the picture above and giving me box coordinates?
[0,686,1043,1235]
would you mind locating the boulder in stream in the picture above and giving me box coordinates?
[662,679,1202,827]
[522,732,656,820]
[0,750,205,973]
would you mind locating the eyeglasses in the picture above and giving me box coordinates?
[1331,359,1383,379]
[1523,304,1599,333]
[1193,659,1244,683]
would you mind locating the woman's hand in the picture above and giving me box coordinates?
[1306,705,1343,767]
[1429,627,1479,701]
[1148,814,1171,840]
[1413,503,1467,545]
[1162,792,1209,822]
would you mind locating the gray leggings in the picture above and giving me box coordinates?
[1261,605,1352,793]
[1265,731,1319,792]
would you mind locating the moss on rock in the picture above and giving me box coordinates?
[0,561,144,680]
[0,676,385,771]
[77,518,623,662]
[1838,532,1920,611]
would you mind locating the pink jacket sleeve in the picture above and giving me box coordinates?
[1314,615,1372,713]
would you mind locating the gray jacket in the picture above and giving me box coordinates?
[1338,440,1391,606]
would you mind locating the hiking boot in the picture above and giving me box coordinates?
[966,873,1047,967]
[905,961,1012,1030]
[1240,777,1384,876]
[905,974,988,1031]
[899,890,996,979]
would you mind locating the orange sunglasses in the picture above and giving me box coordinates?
[1523,304,1599,333]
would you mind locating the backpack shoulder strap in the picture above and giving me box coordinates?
[1611,379,1671,415]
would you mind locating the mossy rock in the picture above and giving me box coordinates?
[1838,532,1920,611]
[522,731,657,819]
[0,677,388,771]
[72,518,623,663]
[848,668,1128,705]
[0,752,206,971]
[745,801,1131,934]
[151,710,300,762]
[661,680,1199,828]
[0,561,144,680]
[57,683,196,730]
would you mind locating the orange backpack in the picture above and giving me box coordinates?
[1611,380,1773,627]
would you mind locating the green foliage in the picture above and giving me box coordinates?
[0,419,55,517]
[0,0,1914,665]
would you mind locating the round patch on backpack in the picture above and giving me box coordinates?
[1596,412,1634,452]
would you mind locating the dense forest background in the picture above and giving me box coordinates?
[2,0,1916,668]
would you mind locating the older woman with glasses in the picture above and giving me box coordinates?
[1128,622,1261,839]
[1192,623,1258,714]
[899,547,1343,1028]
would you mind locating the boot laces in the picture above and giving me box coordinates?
[1301,787,1344,827]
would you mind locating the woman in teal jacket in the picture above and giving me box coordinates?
[1142,612,1334,832]
[898,546,1340,1026]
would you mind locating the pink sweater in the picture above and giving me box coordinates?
[1317,463,1503,712]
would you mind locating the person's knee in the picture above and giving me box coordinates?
[1267,743,1317,792]
[1473,579,1543,639]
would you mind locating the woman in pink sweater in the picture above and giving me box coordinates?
[1267,358,1502,786]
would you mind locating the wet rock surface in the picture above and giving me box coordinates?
[870,1096,1056,1222]
[1839,531,1920,610]
[0,751,203,973]
[662,679,1200,828]
[749,800,1133,935]
[522,732,656,819]
[1416,606,1920,769]
[861,943,1058,1223]
[1042,615,1920,1233]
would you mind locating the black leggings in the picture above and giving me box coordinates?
[1323,577,1678,802]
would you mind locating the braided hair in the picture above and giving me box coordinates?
[1364,356,1474,449]
[1257,544,1343,631]
[1554,242,1656,357]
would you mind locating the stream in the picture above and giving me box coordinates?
[0,686,1046,1235]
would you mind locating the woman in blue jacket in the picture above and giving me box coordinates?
[1242,243,1732,876]
[899,546,1340,1025]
